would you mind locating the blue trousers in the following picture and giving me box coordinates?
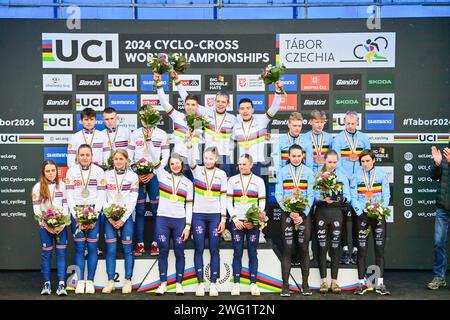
[104,217,134,281]
[231,224,260,284]
[71,215,100,281]
[192,213,221,283]
[39,226,68,283]
[156,216,186,283]
[135,176,159,244]
[434,207,450,279]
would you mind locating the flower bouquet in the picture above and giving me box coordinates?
[185,112,208,148]
[282,194,309,230]
[313,171,343,202]
[245,204,269,231]
[104,204,127,237]
[139,104,161,128]
[168,53,189,74]
[35,206,71,242]
[132,158,154,176]
[364,201,391,221]
[259,63,287,94]
[73,206,98,237]
[98,154,114,171]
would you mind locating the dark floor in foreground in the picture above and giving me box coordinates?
[0,270,449,300]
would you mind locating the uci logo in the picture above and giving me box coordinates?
[418,134,437,142]
[42,33,119,69]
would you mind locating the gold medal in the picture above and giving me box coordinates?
[170,173,182,204]
[315,156,325,164]
[81,188,90,198]
[170,194,179,203]
[350,153,359,162]
[115,193,123,203]
[213,112,226,142]
[240,195,249,204]
[204,190,213,199]
[241,141,250,149]
[241,118,253,150]
[213,132,221,141]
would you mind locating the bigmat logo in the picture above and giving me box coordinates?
[42,33,119,69]
[43,114,73,131]
[300,74,329,91]
[76,75,105,91]
[76,94,105,111]
[108,74,137,91]
[172,75,202,91]
[44,147,68,165]
[43,94,73,111]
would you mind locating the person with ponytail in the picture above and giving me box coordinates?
[275,144,315,297]
[32,161,69,295]
[102,149,139,294]
[314,150,350,294]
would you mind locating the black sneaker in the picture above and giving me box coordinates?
[280,285,291,297]
[353,283,369,295]
[375,284,391,295]
[350,251,358,265]
[340,251,350,265]
[301,283,313,296]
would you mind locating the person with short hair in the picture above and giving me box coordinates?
[427,143,450,290]
[102,107,131,154]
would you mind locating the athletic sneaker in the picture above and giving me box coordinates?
[75,280,85,294]
[351,251,358,265]
[56,283,67,296]
[250,283,260,296]
[102,280,115,294]
[176,283,184,295]
[280,285,291,297]
[222,229,232,242]
[85,280,95,294]
[354,283,370,295]
[231,283,240,296]
[209,283,219,297]
[150,242,159,256]
[427,277,447,290]
[319,282,329,294]
[195,283,205,297]
[134,243,145,256]
[40,282,51,295]
[340,250,350,265]
[375,284,391,295]
[331,282,341,294]
[122,280,132,294]
[301,283,312,296]
[155,282,166,295]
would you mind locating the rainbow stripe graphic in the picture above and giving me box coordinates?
[41,39,54,62]
[19,135,44,143]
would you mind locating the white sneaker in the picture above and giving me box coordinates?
[122,280,132,294]
[40,282,51,295]
[155,282,166,295]
[231,283,240,296]
[56,282,67,296]
[176,282,184,295]
[209,283,219,297]
[75,280,85,294]
[102,280,115,294]
[85,280,95,294]
[309,241,314,261]
[195,283,205,297]
[250,283,260,296]
[259,232,266,244]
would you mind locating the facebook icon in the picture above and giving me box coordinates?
[404,175,413,184]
